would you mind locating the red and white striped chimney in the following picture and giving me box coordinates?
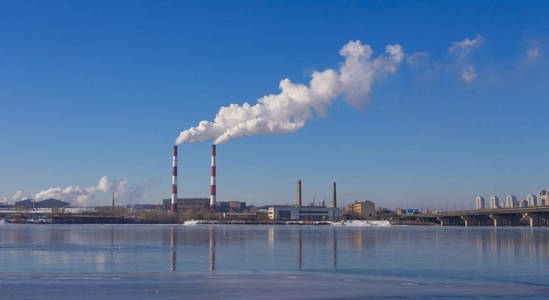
[210,144,216,210]
[171,145,178,213]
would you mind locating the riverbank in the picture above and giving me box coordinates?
[0,216,392,226]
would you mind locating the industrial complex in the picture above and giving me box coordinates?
[166,144,341,222]
[3,144,549,226]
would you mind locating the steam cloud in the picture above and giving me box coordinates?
[11,190,23,202]
[176,40,404,145]
[3,176,153,207]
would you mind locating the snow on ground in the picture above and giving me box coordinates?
[330,220,391,226]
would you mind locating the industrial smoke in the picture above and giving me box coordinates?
[175,40,404,145]
[7,176,149,207]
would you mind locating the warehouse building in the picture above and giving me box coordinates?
[267,206,339,221]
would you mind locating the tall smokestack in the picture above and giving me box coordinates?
[331,181,337,208]
[297,179,302,207]
[210,144,216,210]
[112,192,115,211]
[171,145,178,213]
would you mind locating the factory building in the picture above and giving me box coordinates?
[267,179,339,221]
[163,198,210,212]
[162,198,246,213]
[348,200,376,219]
[217,201,247,213]
[267,206,339,221]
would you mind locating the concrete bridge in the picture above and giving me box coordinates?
[393,207,549,227]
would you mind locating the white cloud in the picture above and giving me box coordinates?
[461,65,477,82]
[406,51,429,66]
[449,35,483,82]
[449,35,484,55]
[527,47,539,60]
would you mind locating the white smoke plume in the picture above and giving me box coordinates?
[29,176,151,207]
[0,190,24,204]
[176,40,404,145]
[11,190,23,202]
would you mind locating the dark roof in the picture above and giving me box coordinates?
[38,198,70,208]
[15,198,70,208]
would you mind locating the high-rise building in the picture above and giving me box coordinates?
[505,194,517,208]
[527,194,537,206]
[489,196,500,209]
[537,190,548,206]
[475,196,485,210]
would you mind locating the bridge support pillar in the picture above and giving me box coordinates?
[437,217,446,226]
[489,215,502,227]
[523,213,549,227]
[460,216,477,226]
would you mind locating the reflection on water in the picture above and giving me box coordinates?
[170,226,176,272]
[0,225,549,286]
[332,229,337,269]
[297,228,301,270]
[209,226,215,273]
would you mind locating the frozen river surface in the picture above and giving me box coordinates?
[0,224,548,299]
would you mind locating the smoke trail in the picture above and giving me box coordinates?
[10,190,22,202]
[25,176,154,206]
[31,176,124,206]
[176,40,404,145]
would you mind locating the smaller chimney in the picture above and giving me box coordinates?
[297,179,302,207]
[112,192,115,211]
[331,181,337,208]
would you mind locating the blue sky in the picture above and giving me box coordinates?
[1,1,548,209]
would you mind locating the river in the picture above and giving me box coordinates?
[0,224,548,299]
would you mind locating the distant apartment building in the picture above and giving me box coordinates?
[475,196,485,210]
[518,200,528,207]
[538,190,548,206]
[348,200,376,219]
[527,194,537,206]
[489,196,500,209]
[505,194,517,208]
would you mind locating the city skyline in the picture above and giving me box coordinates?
[1,1,549,209]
